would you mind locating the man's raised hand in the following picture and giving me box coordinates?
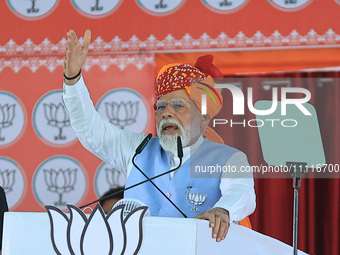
[64,29,91,85]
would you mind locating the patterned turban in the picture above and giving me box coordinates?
[155,55,224,118]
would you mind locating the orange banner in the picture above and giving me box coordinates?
[1,0,340,55]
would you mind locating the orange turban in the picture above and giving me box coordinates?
[155,55,224,119]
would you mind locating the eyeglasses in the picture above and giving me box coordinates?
[153,99,188,112]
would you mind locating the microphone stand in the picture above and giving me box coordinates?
[80,136,185,214]
[132,154,187,218]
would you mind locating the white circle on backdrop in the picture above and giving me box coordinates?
[32,155,88,211]
[71,0,122,18]
[136,0,185,15]
[268,0,312,11]
[96,88,150,133]
[94,162,126,198]
[6,0,60,20]
[201,0,249,13]
[0,157,27,209]
[0,91,27,148]
[32,89,77,147]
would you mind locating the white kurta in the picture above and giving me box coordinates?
[62,75,256,223]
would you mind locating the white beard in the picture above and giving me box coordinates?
[157,119,191,153]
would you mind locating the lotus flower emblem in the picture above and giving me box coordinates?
[0,169,16,193]
[105,101,139,129]
[44,102,70,140]
[46,204,148,255]
[91,0,103,11]
[219,0,232,7]
[0,104,16,141]
[155,0,167,9]
[285,0,297,4]
[105,167,125,188]
[186,187,207,212]
[44,168,77,206]
[27,0,39,13]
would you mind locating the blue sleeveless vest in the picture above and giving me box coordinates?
[124,137,238,218]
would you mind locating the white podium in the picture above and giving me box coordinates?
[2,212,308,255]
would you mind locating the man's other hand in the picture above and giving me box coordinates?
[195,207,230,242]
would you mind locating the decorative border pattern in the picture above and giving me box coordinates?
[1,29,340,57]
[1,29,340,72]
[0,55,155,73]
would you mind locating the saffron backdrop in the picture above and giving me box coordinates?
[1,1,340,255]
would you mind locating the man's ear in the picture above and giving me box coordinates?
[200,114,211,131]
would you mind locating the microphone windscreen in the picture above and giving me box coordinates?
[135,133,152,154]
[177,136,183,159]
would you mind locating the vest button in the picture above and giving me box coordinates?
[166,192,171,198]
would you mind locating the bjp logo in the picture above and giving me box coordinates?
[46,204,148,254]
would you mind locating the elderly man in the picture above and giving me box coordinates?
[63,30,256,242]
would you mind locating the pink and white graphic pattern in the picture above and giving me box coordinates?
[1,29,340,72]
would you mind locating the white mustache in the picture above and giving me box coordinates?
[158,119,183,133]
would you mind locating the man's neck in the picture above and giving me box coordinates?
[169,135,204,158]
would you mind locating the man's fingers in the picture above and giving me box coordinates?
[69,30,79,46]
[66,31,78,52]
[218,218,229,241]
[196,208,230,242]
[83,29,92,51]
[222,221,230,240]
[195,212,204,219]
[195,212,215,227]
[212,215,220,239]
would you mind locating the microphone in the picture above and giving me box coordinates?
[131,136,187,218]
[80,136,184,211]
[177,136,183,159]
[135,133,152,154]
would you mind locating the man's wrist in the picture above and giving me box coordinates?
[64,74,81,86]
[213,207,230,217]
[64,70,81,85]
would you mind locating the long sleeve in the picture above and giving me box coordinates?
[214,151,256,223]
[62,75,146,176]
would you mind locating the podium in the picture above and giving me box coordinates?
[2,211,308,255]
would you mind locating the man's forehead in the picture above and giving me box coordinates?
[157,89,189,102]
[157,98,187,104]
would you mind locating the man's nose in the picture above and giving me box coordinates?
[161,104,175,119]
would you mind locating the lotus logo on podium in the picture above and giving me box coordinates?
[46,204,148,255]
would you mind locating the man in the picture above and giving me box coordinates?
[0,187,9,255]
[63,30,256,242]
[99,187,124,213]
